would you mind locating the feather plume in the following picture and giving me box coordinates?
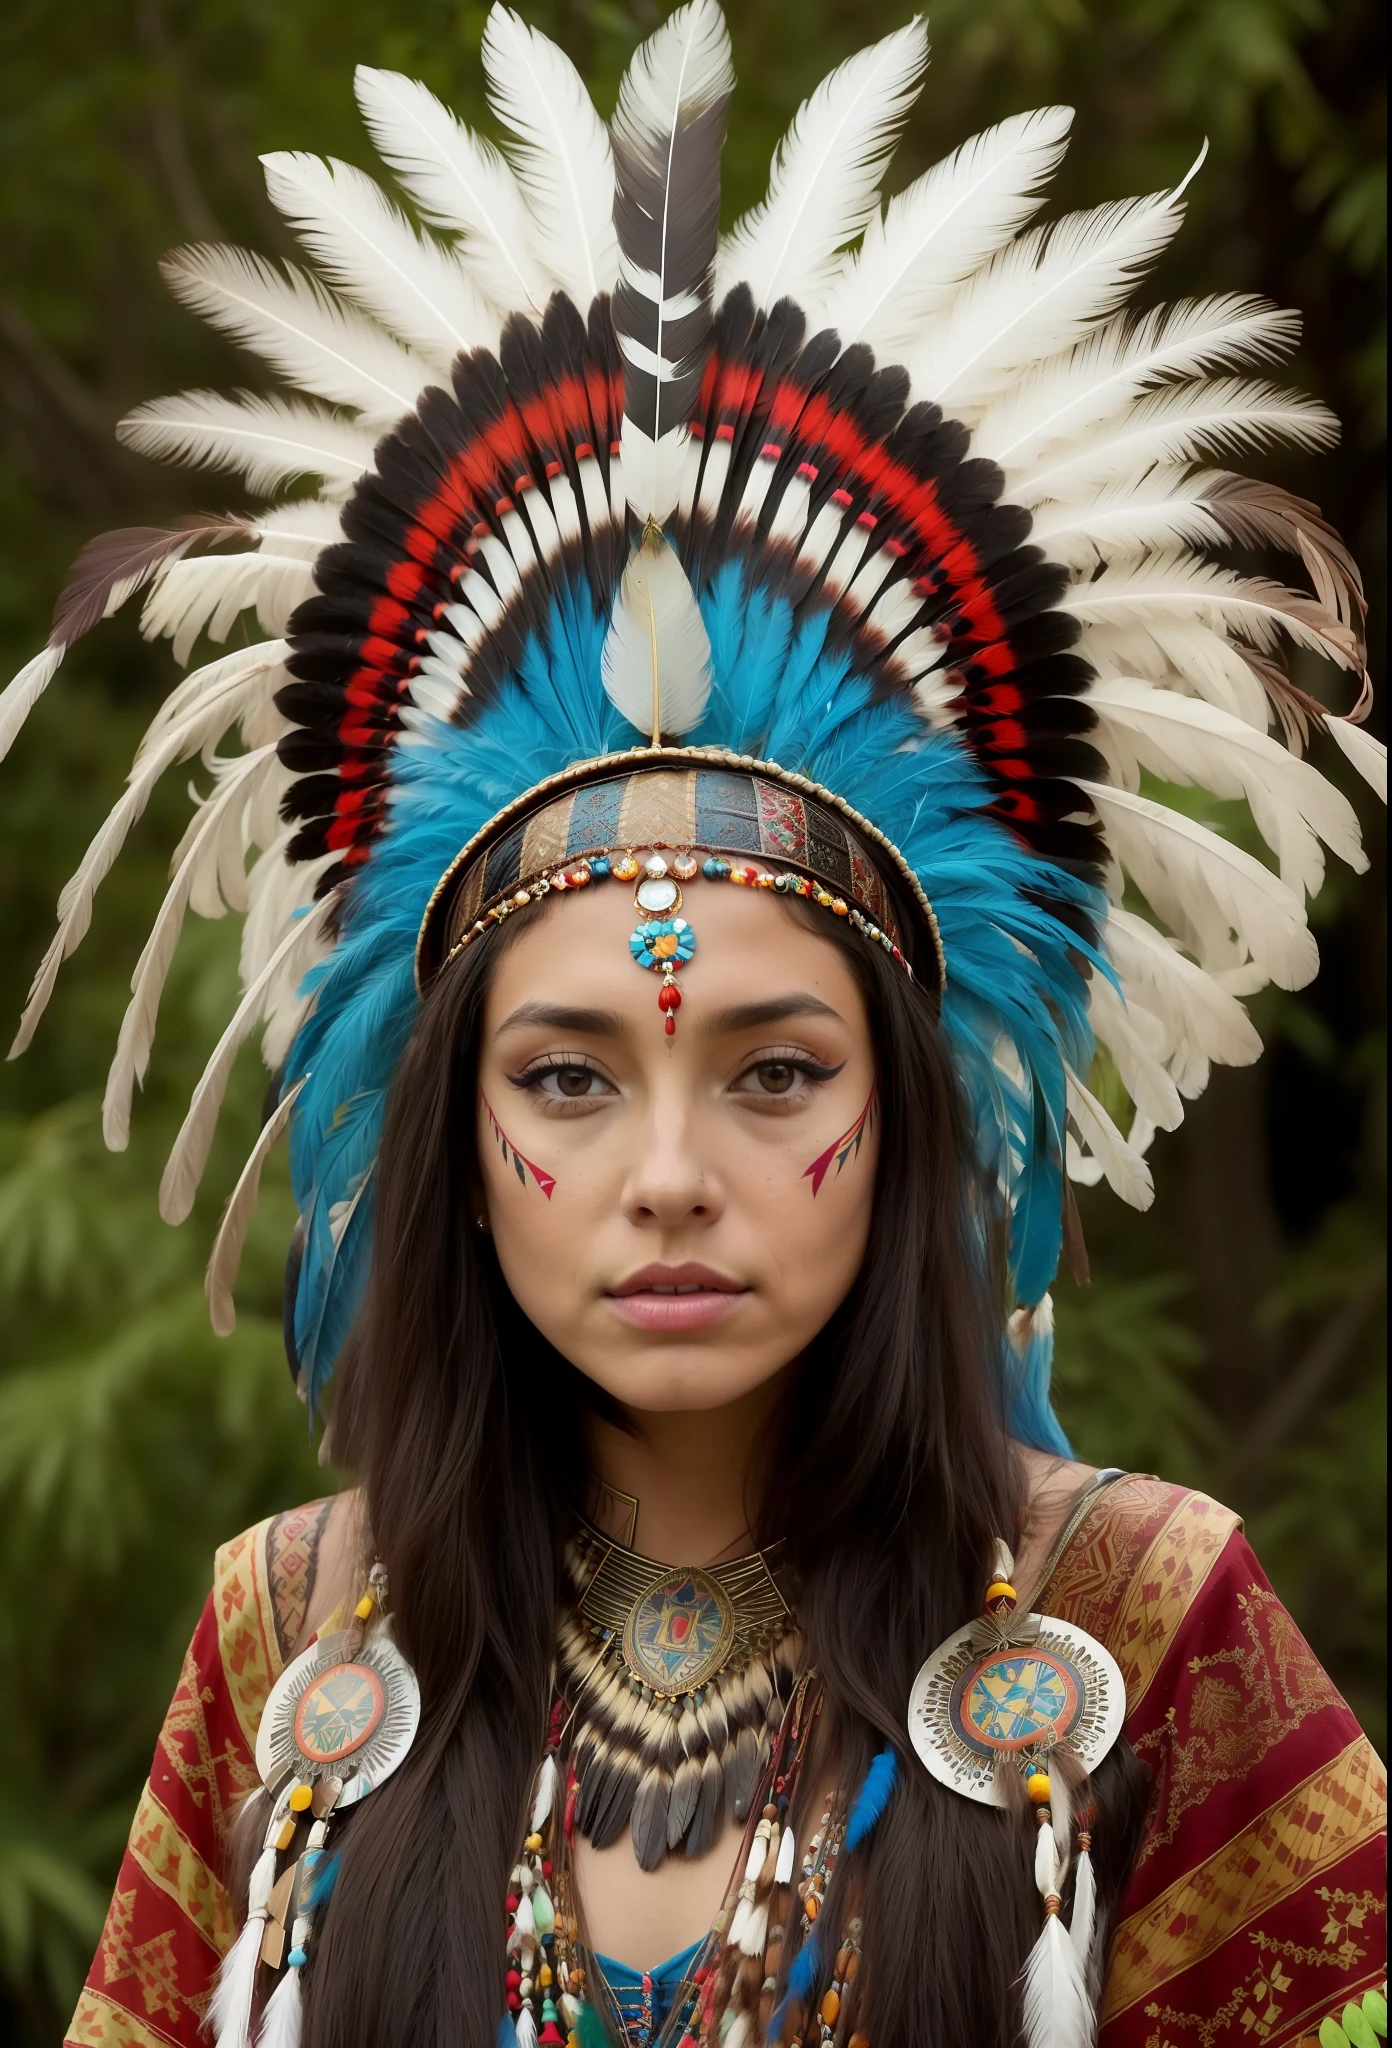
[844,1748,898,1850]
[610,0,732,526]
[353,66,547,315]
[140,545,317,667]
[102,746,285,1148]
[602,526,712,738]
[1085,974,1184,1132]
[1102,905,1261,1096]
[1082,779,1318,988]
[717,19,929,315]
[1014,378,1337,506]
[206,1078,306,1334]
[1324,714,1386,801]
[976,294,1301,470]
[160,904,331,1225]
[118,389,376,499]
[0,645,64,769]
[1088,677,1366,896]
[912,181,1192,414]
[1069,1837,1098,1987]
[822,106,1073,350]
[209,1843,275,2048]
[161,244,432,423]
[1061,554,1361,675]
[261,151,494,361]
[256,1966,303,2048]
[1020,1909,1092,2048]
[483,6,617,306]
[1066,1068,1154,1207]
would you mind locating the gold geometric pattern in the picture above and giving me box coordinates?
[1130,1583,1343,1863]
[127,1784,231,1955]
[156,1643,258,1841]
[1103,1735,1387,2023]
[1104,1489,1241,1713]
[213,1516,284,1756]
[66,1986,186,2048]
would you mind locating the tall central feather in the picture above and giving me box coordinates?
[610,0,733,526]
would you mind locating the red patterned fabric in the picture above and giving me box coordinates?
[67,1483,1385,2045]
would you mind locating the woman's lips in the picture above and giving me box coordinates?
[606,1262,748,1331]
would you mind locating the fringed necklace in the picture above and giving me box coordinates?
[556,1520,803,1869]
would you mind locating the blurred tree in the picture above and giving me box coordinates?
[0,0,1382,2040]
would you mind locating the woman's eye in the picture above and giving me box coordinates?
[754,1061,798,1095]
[554,1066,596,1098]
[518,1061,615,1102]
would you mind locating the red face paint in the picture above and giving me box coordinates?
[482,1093,556,1198]
[803,1083,879,1197]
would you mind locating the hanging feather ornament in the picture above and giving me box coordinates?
[907,1548,1125,2047]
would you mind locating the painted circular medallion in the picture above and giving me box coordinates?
[292,1661,387,1765]
[622,1569,736,1695]
[949,1647,1082,1758]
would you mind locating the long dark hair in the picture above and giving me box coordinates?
[298,895,1146,2046]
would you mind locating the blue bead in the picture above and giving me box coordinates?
[702,857,730,879]
[590,856,611,878]
[288,1948,308,1969]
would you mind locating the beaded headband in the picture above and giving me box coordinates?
[415,754,944,1034]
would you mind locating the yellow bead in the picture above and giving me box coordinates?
[820,1989,841,2026]
[985,1580,1017,1604]
[538,1965,553,1988]
[355,1593,375,1620]
[1026,1771,1051,1805]
[275,1817,297,1852]
[524,1832,544,1852]
[288,1784,314,1813]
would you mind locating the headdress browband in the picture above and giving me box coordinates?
[414,751,947,1019]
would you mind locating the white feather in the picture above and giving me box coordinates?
[1082,613,1272,730]
[137,639,288,766]
[976,295,1300,471]
[1324,714,1387,802]
[255,1965,302,2048]
[159,902,332,1225]
[206,1078,306,1335]
[1102,904,1262,1098]
[1069,1838,1098,1987]
[1089,677,1366,897]
[0,644,64,767]
[161,244,433,424]
[600,527,712,740]
[354,66,547,315]
[1030,470,1227,567]
[483,6,617,306]
[209,1843,276,2048]
[1013,378,1337,507]
[1066,1067,1154,1207]
[261,151,495,363]
[1021,1909,1093,2048]
[716,19,929,314]
[1086,974,1184,1132]
[1061,554,1360,673]
[911,184,1188,414]
[140,549,317,667]
[102,747,286,1150]
[1082,778,1318,989]
[117,389,376,501]
[822,106,1073,350]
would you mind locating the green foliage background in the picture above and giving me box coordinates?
[0,1,1383,2039]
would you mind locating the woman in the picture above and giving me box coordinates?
[7,6,1383,2046]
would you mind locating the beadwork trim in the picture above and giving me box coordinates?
[413,746,947,996]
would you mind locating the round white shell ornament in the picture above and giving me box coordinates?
[256,1622,420,1808]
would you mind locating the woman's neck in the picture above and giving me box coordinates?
[585,1377,785,1564]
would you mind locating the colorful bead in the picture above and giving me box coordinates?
[589,855,611,878]
[274,1816,297,1852]
[701,856,731,878]
[1026,1770,1051,1804]
[820,1988,841,2025]
[611,853,639,881]
[354,1591,375,1620]
[643,852,669,878]
[672,853,699,880]
[288,1783,314,1813]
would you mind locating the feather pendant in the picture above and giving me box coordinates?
[482,6,617,307]
[600,524,712,740]
[206,1078,307,1335]
[717,19,929,315]
[610,0,732,527]
[256,1965,303,2048]
[209,1843,276,2048]
[631,1764,671,1872]
[823,106,1073,350]
[724,1721,762,1823]
[686,1748,725,1858]
[1069,1837,1098,1993]
[1325,714,1386,800]
[667,1751,703,1846]
[1020,1910,1092,2048]
[844,1747,898,1851]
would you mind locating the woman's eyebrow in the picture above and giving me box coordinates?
[496,1000,630,1036]
[704,994,843,1034]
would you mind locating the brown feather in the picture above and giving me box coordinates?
[50,515,253,649]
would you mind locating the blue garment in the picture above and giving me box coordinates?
[593,1940,703,2047]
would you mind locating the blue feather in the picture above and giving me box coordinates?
[304,1851,340,1912]
[844,1747,898,1852]
[785,1927,821,2004]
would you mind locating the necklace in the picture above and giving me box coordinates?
[557,1520,803,1868]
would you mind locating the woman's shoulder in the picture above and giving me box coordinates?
[210,1489,366,1735]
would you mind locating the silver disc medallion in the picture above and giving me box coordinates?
[906,1612,1125,1807]
[256,1623,420,1808]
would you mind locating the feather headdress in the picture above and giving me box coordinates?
[1,2,1379,1451]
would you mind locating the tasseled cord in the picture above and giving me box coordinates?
[209,1843,276,2048]
[772,1748,899,2040]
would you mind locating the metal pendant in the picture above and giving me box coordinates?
[906,1612,1125,1807]
[256,1623,421,1809]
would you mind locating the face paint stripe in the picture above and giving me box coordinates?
[482,1092,557,1199]
[803,1082,879,1197]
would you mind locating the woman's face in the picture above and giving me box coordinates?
[475,878,880,1415]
